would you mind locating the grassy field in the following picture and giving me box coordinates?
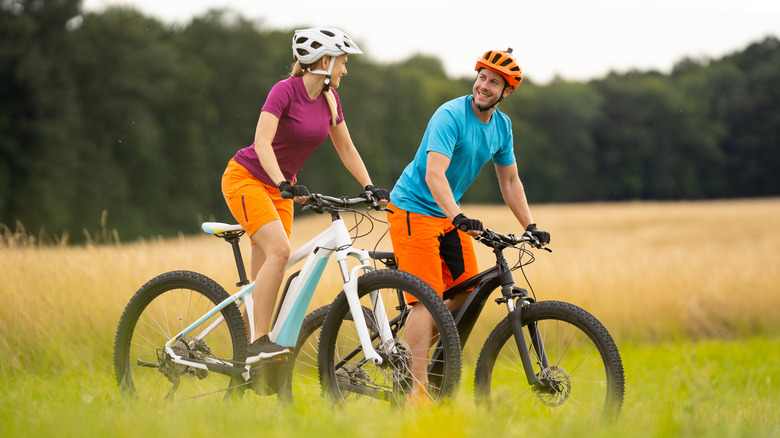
[1,199,779,436]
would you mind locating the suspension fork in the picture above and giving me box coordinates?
[504,287,550,390]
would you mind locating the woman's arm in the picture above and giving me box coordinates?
[329,121,372,187]
[253,111,286,186]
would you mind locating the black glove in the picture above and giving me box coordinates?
[277,181,310,198]
[452,213,484,232]
[363,184,390,202]
[525,223,550,245]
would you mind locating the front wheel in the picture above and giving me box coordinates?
[474,301,624,422]
[113,270,248,402]
[318,270,462,407]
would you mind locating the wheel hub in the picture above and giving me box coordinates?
[379,338,414,390]
[158,337,209,382]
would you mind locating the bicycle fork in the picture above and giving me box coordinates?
[336,256,392,365]
[504,285,552,392]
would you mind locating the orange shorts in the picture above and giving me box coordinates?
[387,202,479,303]
[221,159,293,241]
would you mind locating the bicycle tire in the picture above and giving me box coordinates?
[474,300,624,421]
[318,269,462,406]
[113,270,248,402]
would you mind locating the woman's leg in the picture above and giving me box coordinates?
[247,219,290,342]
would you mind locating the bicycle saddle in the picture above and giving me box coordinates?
[201,222,244,235]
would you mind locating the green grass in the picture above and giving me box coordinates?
[2,337,778,438]
[3,200,779,436]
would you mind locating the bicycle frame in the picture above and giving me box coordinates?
[161,209,394,377]
[398,232,552,390]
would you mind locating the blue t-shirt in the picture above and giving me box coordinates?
[390,95,516,217]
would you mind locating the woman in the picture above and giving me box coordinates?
[221,27,389,363]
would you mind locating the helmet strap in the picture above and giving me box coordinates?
[306,56,337,91]
[475,85,507,112]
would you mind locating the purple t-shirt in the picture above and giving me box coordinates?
[234,76,344,186]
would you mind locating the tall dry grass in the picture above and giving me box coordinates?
[1,199,779,375]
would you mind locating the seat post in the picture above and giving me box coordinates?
[225,233,250,286]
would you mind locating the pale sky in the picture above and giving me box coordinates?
[82,0,780,84]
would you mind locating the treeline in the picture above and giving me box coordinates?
[2,1,779,242]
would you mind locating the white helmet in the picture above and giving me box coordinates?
[292,27,363,65]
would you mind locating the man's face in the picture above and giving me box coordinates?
[472,68,511,110]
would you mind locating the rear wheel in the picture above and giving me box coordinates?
[113,271,248,402]
[318,270,462,407]
[474,301,624,421]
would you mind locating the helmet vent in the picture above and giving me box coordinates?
[292,27,363,64]
[491,53,502,63]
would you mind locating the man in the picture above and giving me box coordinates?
[387,48,550,402]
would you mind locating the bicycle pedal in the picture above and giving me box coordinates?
[248,353,291,367]
[248,355,292,396]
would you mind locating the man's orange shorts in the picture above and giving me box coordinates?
[221,159,293,241]
[387,202,479,303]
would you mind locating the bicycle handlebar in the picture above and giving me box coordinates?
[479,228,552,252]
[281,191,391,214]
[282,191,547,251]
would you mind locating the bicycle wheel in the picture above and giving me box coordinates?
[318,269,462,406]
[474,300,624,421]
[113,270,248,402]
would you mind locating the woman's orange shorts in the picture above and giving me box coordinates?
[221,159,293,241]
[387,202,479,303]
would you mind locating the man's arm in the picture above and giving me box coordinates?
[425,151,461,220]
[495,162,534,229]
[426,151,484,236]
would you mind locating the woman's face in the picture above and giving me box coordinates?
[327,54,349,89]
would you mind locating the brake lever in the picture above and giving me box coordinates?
[522,231,552,252]
[369,203,394,213]
[362,192,393,213]
[302,197,325,214]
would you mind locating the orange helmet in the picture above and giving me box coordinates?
[475,48,522,89]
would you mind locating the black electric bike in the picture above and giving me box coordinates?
[294,228,624,421]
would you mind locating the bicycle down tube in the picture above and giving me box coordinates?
[268,214,391,364]
[164,213,391,372]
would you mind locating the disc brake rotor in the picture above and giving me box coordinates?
[535,366,572,407]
